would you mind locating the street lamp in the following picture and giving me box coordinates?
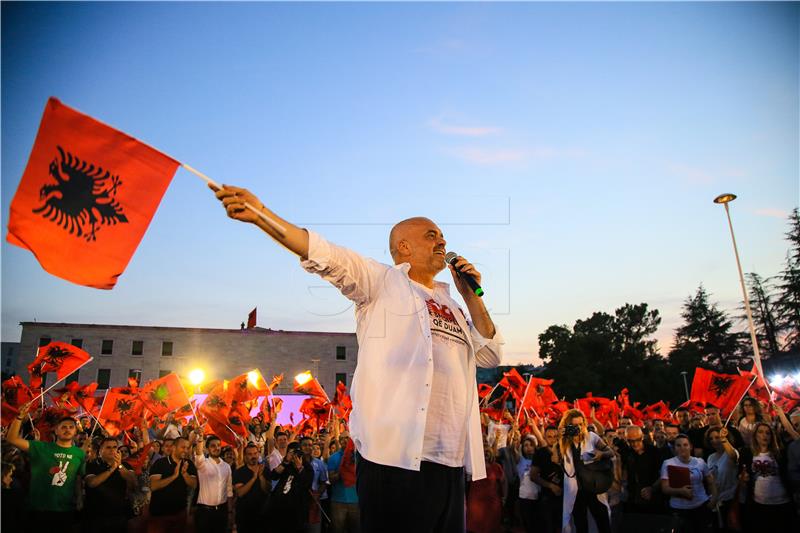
[188,368,205,393]
[680,371,689,401]
[713,193,771,396]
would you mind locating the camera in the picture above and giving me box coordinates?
[564,424,580,437]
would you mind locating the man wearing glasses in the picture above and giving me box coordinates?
[621,426,666,516]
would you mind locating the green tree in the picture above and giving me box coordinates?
[538,303,671,403]
[774,208,800,351]
[668,285,743,372]
[740,273,781,358]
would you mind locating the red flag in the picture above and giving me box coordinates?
[333,381,353,420]
[498,368,527,400]
[6,97,179,289]
[247,308,257,329]
[642,400,671,421]
[690,368,752,414]
[36,406,77,441]
[739,367,771,405]
[1,376,34,426]
[128,376,139,390]
[576,395,618,427]
[229,370,269,405]
[52,381,99,413]
[125,442,154,475]
[520,377,559,413]
[294,371,329,402]
[199,381,232,427]
[98,390,144,437]
[138,373,190,417]
[28,341,91,385]
[478,384,494,399]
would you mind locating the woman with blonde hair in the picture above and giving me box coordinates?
[558,409,613,533]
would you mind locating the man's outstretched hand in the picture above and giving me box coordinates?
[212,184,265,225]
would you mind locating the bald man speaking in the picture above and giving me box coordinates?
[214,185,503,532]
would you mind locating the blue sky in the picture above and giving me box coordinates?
[2,2,798,365]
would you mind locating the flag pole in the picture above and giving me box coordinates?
[480,383,501,407]
[177,379,201,427]
[516,379,533,425]
[181,163,287,237]
[28,357,94,406]
[723,374,759,428]
[92,389,110,437]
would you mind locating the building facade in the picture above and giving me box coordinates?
[2,341,20,380]
[16,322,358,395]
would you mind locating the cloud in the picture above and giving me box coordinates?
[752,208,790,219]
[443,145,586,165]
[428,116,501,137]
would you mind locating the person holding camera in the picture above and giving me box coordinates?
[558,409,614,533]
[268,441,313,533]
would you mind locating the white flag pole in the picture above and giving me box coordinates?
[29,357,94,406]
[182,163,287,236]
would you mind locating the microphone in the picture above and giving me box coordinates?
[445,252,485,297]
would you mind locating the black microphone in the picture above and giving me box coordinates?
[445,252,484,297]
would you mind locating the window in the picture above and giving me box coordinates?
[38,337,51,347]
[101,340,113,355]
[71,338,83,348]
[335,373,347,386]
[66,371,80,385]
[129,369,142,383]
[131,340,144,356]
[97,369,111,389]
[161,341,173,356]
[5,359,10,367]
[159,369,171,378]
[336,346,346,360]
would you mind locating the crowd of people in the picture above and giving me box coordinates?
[2,388,799,533]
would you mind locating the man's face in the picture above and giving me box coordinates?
[245,447,259,466]
[619,418,632,428]
[544,429,558,446]
[665,427,679,442]
[100,440,119,463]
[653,420,665,432]
[276,435,288,450]
[705,409,721,426]
[339,433,350,449]
[676,411,689,425]
[207,439,222,458]
[162,440,174,457]
[626,428,644,453]
[174,439,190,459]
[654,431,667,447]
[312,443,322,458]
[56,420,77,442]
[398,220,447,274]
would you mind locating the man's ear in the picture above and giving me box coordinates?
[396,239,409,257]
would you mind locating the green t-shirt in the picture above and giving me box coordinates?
[28,440,86,512]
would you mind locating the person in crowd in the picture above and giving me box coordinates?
[497,419,521,530]
[328,431,360,533]
[148,435,198,533]
[739,421,797,530]
[233,442,270,533]
[530,425,563,533]
[193,431,233,533]
[466,442,505,533]
[660,434,717,533]
[221,445,236,467]
[158,413,182,441]
[737,397,767,447]
[675,408,692,435]
[269,430,290,471]
[516,434,540,532]
[160,437,175,462]
[621,425,665,516]
[787,409,800,514]
[149,440,163,466]
[653,430,673,462]
[704,426,738,532]
[269,440,314,533]
[559,409,613,533]
[247,420,268,455]
[84,437,138,533]
[2,460,23,533]
[213,186,503,533]
[301,435,329,533]
[6,402,86,531]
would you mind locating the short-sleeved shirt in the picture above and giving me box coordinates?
[149,456,198,516]
[233,465,269,514]
[84,458,129,516]
[660,456,709,510]
[531,446,563,499]
[327,451,358,504]
[28,440,86,512]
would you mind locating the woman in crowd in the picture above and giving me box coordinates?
[516,434,540,532]
[739,422,797,530]
[737,397,767,448]
[705,426,739,532]
[559,409,613,533]
[660,434,718,533]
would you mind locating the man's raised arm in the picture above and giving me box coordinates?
[213,185,309,259]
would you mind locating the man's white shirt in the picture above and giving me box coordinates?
[194,453,233,506]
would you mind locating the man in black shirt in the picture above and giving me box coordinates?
[148,436,198,533]
[268,441,313,533]
[620,426,665,515]
[84,437,138,533]
[530,426,563,533]
[233,443,270,533]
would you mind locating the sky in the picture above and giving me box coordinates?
[2,2,798,366]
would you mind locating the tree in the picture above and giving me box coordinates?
[774,208,800,351]
[537,303,671,404]
[669,285,744,372]
[740,273,781,358]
